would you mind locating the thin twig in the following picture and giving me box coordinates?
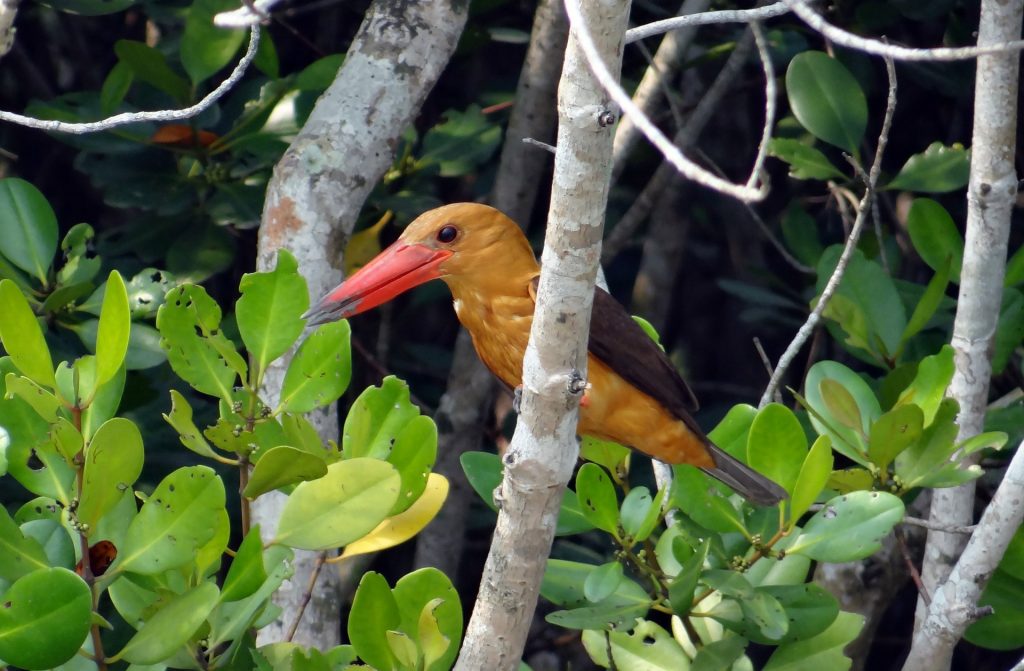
[753,337,777,380]
[784,0,1024,61]
[0,26,260,133]
[624,2,791,44]
[522,137,557,154]
[285,552,327,642]
[565,0,767,202]
[759,56,897,408]
[746,21,776,192]
[895,527,930,607]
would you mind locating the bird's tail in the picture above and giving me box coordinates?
[700,442,788,506]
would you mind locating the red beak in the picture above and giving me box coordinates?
[303,242,453,326]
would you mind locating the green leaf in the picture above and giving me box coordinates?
[392,568,462,671]
[4,373,61,421]
[0,178,58,284]
[1006,244,1024,287]
[906,198,964,284]
[181,0,247,85]
[279,320,352,413]
[157,284,245,402]
[348,572,400,671]
[584,561,624,604]
[894,345,955,424]
[575,463,620,535]
[385,414,438,515]
[343,376,419,460]
[95,270,131,387]
[295,54,345,91]
[887,142,970,193]
[580,436,631,475]
[748,403,807,495]
[541,558,652,628]
[416,105,502,177]
[994,289,1024,374]
[100,62,134,115]
[207,545,292,650]
[785,51,867,154]
[671,466,747,534]
[804,361,880,464]
[901,257,951,345]
[78,418,145,530]
[244,446,327,498]
[57,223,101,287]
[119,465,226,574]
[22,519,74,569]
[0,568,92,670]
[817,247,906,359]
[274,458,400,550]
[767,138,844,179]
[781,202,824,268]
[692,637,747,671]
[236,249,308,379]
[0,280,55,388]
[895,398,960,487]
[0,505,49,581]
[163,389,223,461]
[868,404,923,473]
[818,378,864,432]
[668,538,709,614]
[221,527,267,602]
[114,40,190,103]
[788,491,904,562]
[114,582,219,664]
[597,619,691,670]
[763,611,864,671]
[709,403,758,458]
[790,435,833,523]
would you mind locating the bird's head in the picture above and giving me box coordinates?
[304,203,537,325]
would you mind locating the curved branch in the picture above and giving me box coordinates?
[0,26,259,133]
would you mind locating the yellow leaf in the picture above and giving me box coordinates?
[340,473,449,559]
[344,211,393,276]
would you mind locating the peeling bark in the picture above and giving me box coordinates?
[253,0,468,647]
[453,1,630,668]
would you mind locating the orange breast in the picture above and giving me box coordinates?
[579,357,715,468]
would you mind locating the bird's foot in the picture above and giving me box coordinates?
[512,385,523,414]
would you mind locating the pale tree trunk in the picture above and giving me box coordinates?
[253,0,468,647]
[413,0,568,576]
[453,1,631,668]
[914,0,1023,651]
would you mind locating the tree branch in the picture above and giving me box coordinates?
[253,0,468,647]
[0,26,259,132]
[453,1,629,667]
[624,1,790,44]
[914,0,1023,658]
[904,440,1024,669]
[759,56,897,408]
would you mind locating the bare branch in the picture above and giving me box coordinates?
[624,1,790,44]
[759,56,897,408]
[913,0,1023,659]
[215,0,282,27]
[784,0,1024,61]
[905,440,1024,669]
[0,26,259,133]
[566,0,767,202]
[611,0,710,182]
[747,21,776,192]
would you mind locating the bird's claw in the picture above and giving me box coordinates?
[512,385,523,414]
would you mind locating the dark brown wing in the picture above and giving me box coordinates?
[587,286,701,420]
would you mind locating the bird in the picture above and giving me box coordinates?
[304,203,786,506]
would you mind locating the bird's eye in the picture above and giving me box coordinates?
[437,224,458,244]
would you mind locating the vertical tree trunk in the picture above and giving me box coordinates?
[916,0,1023,647]
[414,0,568,577]
[253,0,468,647]
[453,1,631,668]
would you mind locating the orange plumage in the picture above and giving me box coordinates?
[306,203,785,505]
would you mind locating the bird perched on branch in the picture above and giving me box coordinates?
[304,203,786,506]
